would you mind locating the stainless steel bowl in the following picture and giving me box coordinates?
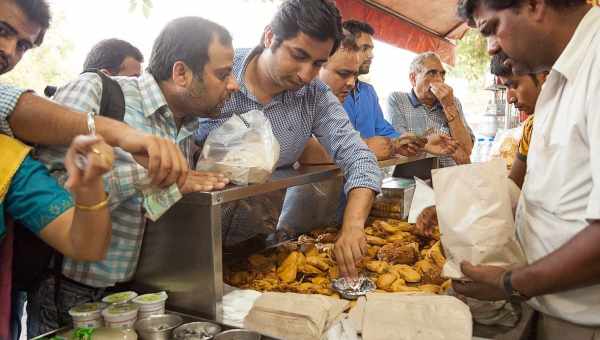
[134,314,183,340]
[173,322,222,340]
[213,329,262,340]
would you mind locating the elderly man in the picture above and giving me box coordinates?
[453,1,600,339]
[27,17,237,335]
[300,30,458,164]
[490,52,547,189]
[387,52,475,167]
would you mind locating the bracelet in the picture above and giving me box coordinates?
[75,193,109,211]
[87,111,96,136]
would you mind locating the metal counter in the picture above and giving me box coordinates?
[132,155,438,322]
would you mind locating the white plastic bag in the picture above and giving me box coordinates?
[432,159,526,279]
[196,110,280,185]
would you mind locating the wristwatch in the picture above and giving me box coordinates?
[502,270,529,303]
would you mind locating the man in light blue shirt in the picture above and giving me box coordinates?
[342,20,399,140]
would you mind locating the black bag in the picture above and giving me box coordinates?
[12,70,125,291]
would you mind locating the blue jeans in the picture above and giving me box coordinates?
[10,290,25,340]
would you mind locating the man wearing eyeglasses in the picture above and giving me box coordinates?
[387,52,475,167]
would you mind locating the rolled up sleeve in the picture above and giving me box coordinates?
[0,84,30,137]
[312,90,382,194]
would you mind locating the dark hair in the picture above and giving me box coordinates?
[147,16,232,82]
[83,39,143,73]
[490,51,542,86]
[15,0,51,46]
[270,0,343,56]
[458,0,587,26]
[490,52,512,77]
[342,20,375,37]
[339,30,360,52]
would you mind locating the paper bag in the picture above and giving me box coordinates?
[432,159,526,279]
[361,293,472,340]
[243,292,349,340]
[408,177,435,223]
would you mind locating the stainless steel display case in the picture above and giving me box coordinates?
[132,155,438,322]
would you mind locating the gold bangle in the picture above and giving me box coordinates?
[75,193,110,211]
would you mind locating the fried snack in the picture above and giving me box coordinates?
[426,241,446,268]
[373,219,403,235]
[328,265,340,280]
[306,256,330,271]
[414,259,445,285]
[366,235,388,246]
[377,241,419,265]
[440,279,452,294]
[316,232,337,244]
[418,284,441,294]
[366,260,389,274]
[251,279,279,291]
[389,264,421,283]
[415,206,439,239]
[386,219,413,232]
[311,276,330,287]
[303,244,320,258]
[364,226,377,236]
[390,278,408,292]
[385,231,418,243]
[366,246,380,258]
[392,285,422,293]
[277,251,301,283]
[227,271,255,286]
[248,254,275,272]
[376,272,399,290]
[301,264,325,275]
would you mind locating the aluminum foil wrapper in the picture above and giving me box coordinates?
[173,322,222,340]
[332,277,376,300]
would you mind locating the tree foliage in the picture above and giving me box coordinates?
[449,29,490,89]
[128,0,154,17]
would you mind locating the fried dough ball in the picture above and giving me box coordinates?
[377,242,420,265]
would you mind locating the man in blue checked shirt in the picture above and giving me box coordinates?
[196,0,382,279]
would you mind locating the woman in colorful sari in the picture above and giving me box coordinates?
[1,133,114,340]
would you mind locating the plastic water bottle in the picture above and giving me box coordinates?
[471,138,485,163]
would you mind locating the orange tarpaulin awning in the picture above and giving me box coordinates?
[336,0,469,65]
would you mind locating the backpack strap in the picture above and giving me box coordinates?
[81,69,126,122]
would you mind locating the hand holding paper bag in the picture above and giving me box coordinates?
[431,159,526,280]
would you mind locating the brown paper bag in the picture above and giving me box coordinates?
[243,292,349,340]
[432,159,526,279]
[361,293,472,340]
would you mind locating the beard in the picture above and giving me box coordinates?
[0,52,10,75]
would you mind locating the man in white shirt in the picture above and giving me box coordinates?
[453,1,600,338]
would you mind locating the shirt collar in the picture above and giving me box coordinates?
[408,88,442,110]
[139,71,169,118]
[408,89,422,108]
[138,72,198,141]
[553,7,600,81]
